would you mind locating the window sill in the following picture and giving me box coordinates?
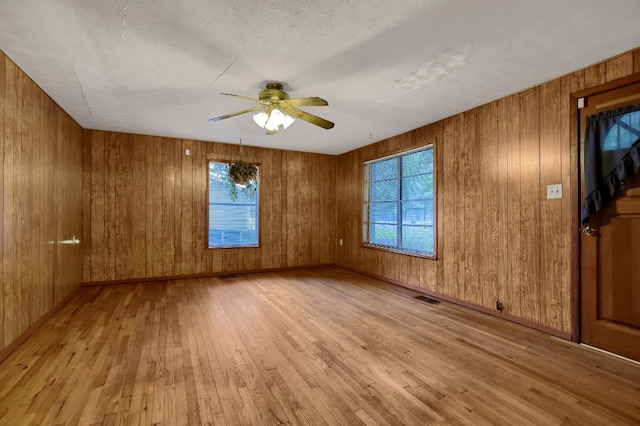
[361,243,437,260]
[207,245,260,250]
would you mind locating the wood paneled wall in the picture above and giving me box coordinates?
[0,51,84,353]
[336,47,640,335]
[82,132,336,283]
[3,42,637,353]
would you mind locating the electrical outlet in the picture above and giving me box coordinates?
[339,239,343,246]
[547,184,562,199]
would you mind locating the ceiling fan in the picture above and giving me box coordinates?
[209,82,334,135]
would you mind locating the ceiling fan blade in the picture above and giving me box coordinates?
[282,97,329,107]
[220,93,264,103]
[208,105,265,122]
[279,103,334,129]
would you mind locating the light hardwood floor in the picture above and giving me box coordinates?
[0,267,639,425]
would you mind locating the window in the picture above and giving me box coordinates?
[208,161,259,248]
[363,146,435,257]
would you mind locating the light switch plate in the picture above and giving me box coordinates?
[547,184,562,199]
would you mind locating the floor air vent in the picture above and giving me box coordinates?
[218,274,238,279]
[414,295,441,305]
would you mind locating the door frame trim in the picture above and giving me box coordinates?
[570,72,640,342]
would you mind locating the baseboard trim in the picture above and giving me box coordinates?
[338,264,572,341]
[0,286,83,364]
[579,344,640,366]
[83,264,335,287]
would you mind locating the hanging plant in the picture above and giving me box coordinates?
[226,159,258,201]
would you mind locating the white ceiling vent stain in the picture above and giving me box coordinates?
[396,44,474,90]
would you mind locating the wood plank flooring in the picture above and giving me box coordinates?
[1,267,639,425]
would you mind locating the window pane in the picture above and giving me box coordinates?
[402,225,434,253]
[370,224,397,246]
[402,174,433,200]
[402,199,433,225]
[208,161,259,248]
[371,179,398,201]
[370,202,398,224]
[403,149,432,176]
[371,158,398,181]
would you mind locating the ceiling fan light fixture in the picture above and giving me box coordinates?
[252,111,269,128]
[279,110,296,129]
[253,108,295,134]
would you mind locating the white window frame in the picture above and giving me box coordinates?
[363,145,435,258]
[207,160,259,249]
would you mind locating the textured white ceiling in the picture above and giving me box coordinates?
[1,0,639,154]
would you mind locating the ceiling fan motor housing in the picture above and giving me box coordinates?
[259,83,290,102]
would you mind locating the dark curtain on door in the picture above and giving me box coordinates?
[581,104,640,226]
